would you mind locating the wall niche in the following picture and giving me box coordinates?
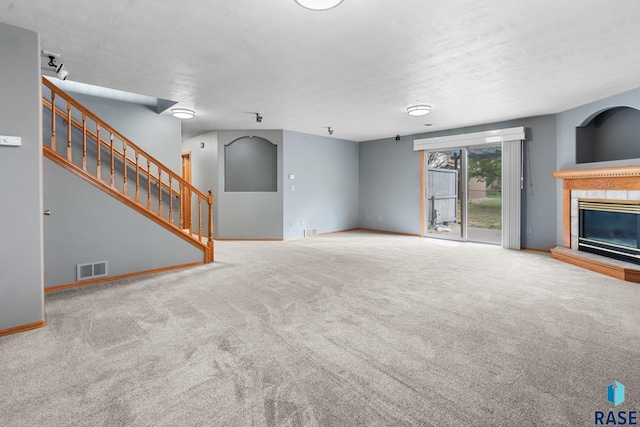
[224,136,277,192]
[576,106,640,164]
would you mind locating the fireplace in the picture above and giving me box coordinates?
[578,199,640,264]
[551,166,640,282]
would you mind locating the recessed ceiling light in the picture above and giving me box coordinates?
[407,105,432,116]
[171,108,195,119]
[294,0,344,11]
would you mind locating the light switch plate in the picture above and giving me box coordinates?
[0,135,21,147]
[288,174,295,180]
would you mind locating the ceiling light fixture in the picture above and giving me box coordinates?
[294,0,344,11]
[407,104,432,116]
[171,108,195,119]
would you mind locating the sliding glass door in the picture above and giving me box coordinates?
[467,146,502,244]
[426,150,463,240]
[425,145,502,244]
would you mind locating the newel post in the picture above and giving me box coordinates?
[207,189,214,262]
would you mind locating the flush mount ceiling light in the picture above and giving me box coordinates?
[171,108,195,119]
[407,104,432,117]
[294,0,344,11]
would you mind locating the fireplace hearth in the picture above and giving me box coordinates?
[579,199,640,264]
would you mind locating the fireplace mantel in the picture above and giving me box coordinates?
[552,165,640,180]
[551,165,640,282]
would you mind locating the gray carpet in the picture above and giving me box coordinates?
[1,231,639,426]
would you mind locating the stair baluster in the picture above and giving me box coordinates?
[66,101,72,161]
[96,124,101,180]
[135,152,140,203]
[109,134,115,187]
[82,112,87,171]
[50,92,56,151]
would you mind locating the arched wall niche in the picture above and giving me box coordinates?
[576,106,640,164]
[224,136,277,192]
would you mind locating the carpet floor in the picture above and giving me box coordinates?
[1,231,639,426]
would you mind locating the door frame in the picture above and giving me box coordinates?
[421,144,503,243]
[415,127,524,249]
[421,148,468,242]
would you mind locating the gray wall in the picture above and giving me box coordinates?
[283,131,359,240]
[43,159,204,288]
[181,132,219,237]
[0,23,44,330]
[65,92,182,173]
[359,135,422,235]
[217,130,284,239]
[359,115,558,249]
[520,115,558,249]
[556,87,640,244]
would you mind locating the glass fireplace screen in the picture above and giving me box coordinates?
[578,199,640,265]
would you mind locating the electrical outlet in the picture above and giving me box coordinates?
[378,215,383,221]
[526,226,533,235]
[365,214,369,221]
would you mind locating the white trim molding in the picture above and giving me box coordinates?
[413,127,525,151]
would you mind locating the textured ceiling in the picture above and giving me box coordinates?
[2,0,640,141]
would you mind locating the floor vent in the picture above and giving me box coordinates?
[76,261,109,281]
[304,229,318,238]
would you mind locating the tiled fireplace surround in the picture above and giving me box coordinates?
[551,165,640,282]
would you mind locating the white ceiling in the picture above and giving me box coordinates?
[3,0,640,142]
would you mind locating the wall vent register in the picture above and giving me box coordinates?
[304,229,318,238]
[76,261,109,281]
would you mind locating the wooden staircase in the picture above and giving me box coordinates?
[41,77,214,263]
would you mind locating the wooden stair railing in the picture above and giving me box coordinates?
[41,77,214,263]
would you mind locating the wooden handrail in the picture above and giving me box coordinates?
[43,98,183,199]
[42,77,214,263]
[43,98,188,199]
[42,79,208,200]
